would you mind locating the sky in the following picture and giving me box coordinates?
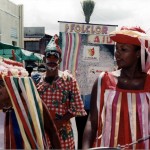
[10,0,150,36]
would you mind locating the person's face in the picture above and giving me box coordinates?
[115,43,140,69]
[44,51,62,71]
[0,80,10,109]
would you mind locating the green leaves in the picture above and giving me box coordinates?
[81,0,95,23]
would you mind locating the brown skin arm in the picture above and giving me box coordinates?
[0,81,12,109]
[42,101,62,149]
[54,112,74,130]
[82,79,99,149]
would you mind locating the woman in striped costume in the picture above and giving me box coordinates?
[82,26,150,149]
[0,57,61,149]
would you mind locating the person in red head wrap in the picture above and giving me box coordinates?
[82,26,150,149]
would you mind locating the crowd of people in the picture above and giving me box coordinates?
[0,26,150,149]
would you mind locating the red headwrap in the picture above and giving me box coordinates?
[109,26,147,46]
[109,26,150,72]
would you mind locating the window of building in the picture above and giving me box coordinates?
[25,41,39,51]
[11,28,18,39]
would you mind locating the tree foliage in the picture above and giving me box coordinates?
[81,0,95,24]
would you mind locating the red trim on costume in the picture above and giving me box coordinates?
[4,77,37,149]
[3,59,23,67]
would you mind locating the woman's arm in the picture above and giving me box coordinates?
[82,78,99,149]
[42,101,62,149]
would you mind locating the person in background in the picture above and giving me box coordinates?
[82,26,150,149]
[25,65,33,76]
[0,57,61,149]
[35,34,87,149]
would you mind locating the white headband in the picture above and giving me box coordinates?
[138,36,150,72]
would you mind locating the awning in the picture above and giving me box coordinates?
[0,42,44,62]
[20,49,44,61]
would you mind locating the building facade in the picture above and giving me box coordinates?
[24,27,52,54]
[0,0,24,48]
